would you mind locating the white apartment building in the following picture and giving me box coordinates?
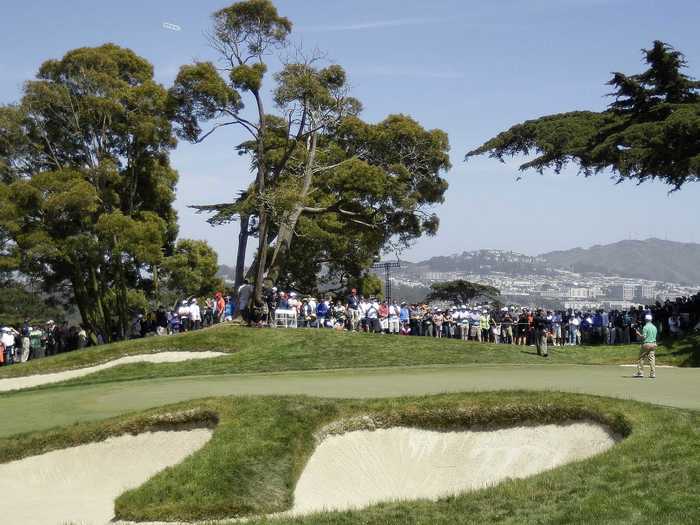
[569,287,589,299]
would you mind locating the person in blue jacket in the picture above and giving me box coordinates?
[316,299,329,328]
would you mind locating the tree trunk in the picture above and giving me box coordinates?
[234,213,250,292]
[251,88,268,307]
[265,133,318,284]
[253,210,269,304]
[89,266,109,340]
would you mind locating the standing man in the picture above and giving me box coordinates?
[156,305,168,335]
[366,298,380,333]
[479,309,490,343]
[177,301,191,332]
[533,309,549,357]
[388,300,400,334]
[399,301,410,334]
[236,281,253,324]
[20,320,31,362]
[634,314,657,378]
[189,298,201,330]
[346,288,361,332]
[316,297,329,328]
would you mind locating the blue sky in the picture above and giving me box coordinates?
[2,0,700,265]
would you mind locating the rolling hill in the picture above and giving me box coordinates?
[540,238,700,284]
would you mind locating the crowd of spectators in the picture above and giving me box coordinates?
[251,287,700,347]
[0,292,238,366]
[1,320,88,366]
[2,287,698,366]
[129,292,235,338]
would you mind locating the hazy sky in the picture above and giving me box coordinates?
[2,0,699,266]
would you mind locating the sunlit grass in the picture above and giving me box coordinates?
[1,391,697,524]
[1,325,697,390]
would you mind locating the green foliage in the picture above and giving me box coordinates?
[212,0,291,64]
[168,62,242,142]
[162,239,224,299]
[171,2,450,302]
[467,41,700,189]
[230,63,267,92]
[273,63,356,113]
[0,105,29,183]
[426,279,500,305]
[277,114,451,292]
[0,283,64,326]
[0,44,179,340]
[348,273,383,300]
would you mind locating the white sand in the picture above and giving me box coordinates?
[0,429,212,525]
[0,351,226,392]
[291,423,615,515]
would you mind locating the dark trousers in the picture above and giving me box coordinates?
[410,319,422,336]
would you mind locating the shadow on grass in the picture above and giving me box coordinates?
[663,333,700,367]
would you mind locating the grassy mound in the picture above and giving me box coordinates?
[2,326,698,389]
[2,392,698,524]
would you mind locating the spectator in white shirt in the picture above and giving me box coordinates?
[189,298,201,330]
[388,301,400,334]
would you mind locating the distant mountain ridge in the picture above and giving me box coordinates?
[399,239,700,285]
[401,249,550,276]
[539,238,700,285]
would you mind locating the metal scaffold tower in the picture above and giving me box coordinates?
[371,260,401,301]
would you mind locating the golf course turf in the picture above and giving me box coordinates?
[0,324,698,389]
[1,392,698,524]
[1,326,698,524]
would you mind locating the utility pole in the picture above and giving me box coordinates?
[371,260,401,301]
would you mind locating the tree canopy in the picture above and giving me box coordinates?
[162,239,224,300]
[467,41,700,190]
[274,113,451,293]
[0,44,217,339]
[426,280,500,305]
[171,1,452,299]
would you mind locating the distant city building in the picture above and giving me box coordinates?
[635,285,656,300]
[589,286,604,297]
[564,300,600,310]
[568,287,589,299]
[541,289,566,299]
[604,300,641,310]
[608,284,636,301]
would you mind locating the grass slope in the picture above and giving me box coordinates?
[1,325,698,390]
[1,392,697,524]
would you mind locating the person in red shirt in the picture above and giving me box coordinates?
[215,292,226,323]
[378,301,389,333]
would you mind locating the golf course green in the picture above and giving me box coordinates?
[1,326,698,524]
[1,363,698,437]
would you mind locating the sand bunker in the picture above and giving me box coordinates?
[291,422,615,515]
[0,429,212,525]
[0,351,226,392]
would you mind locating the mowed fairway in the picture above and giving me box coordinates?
[1,363,698,437]
[0,327,699,524]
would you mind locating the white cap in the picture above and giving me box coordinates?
[645,314,653,321]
